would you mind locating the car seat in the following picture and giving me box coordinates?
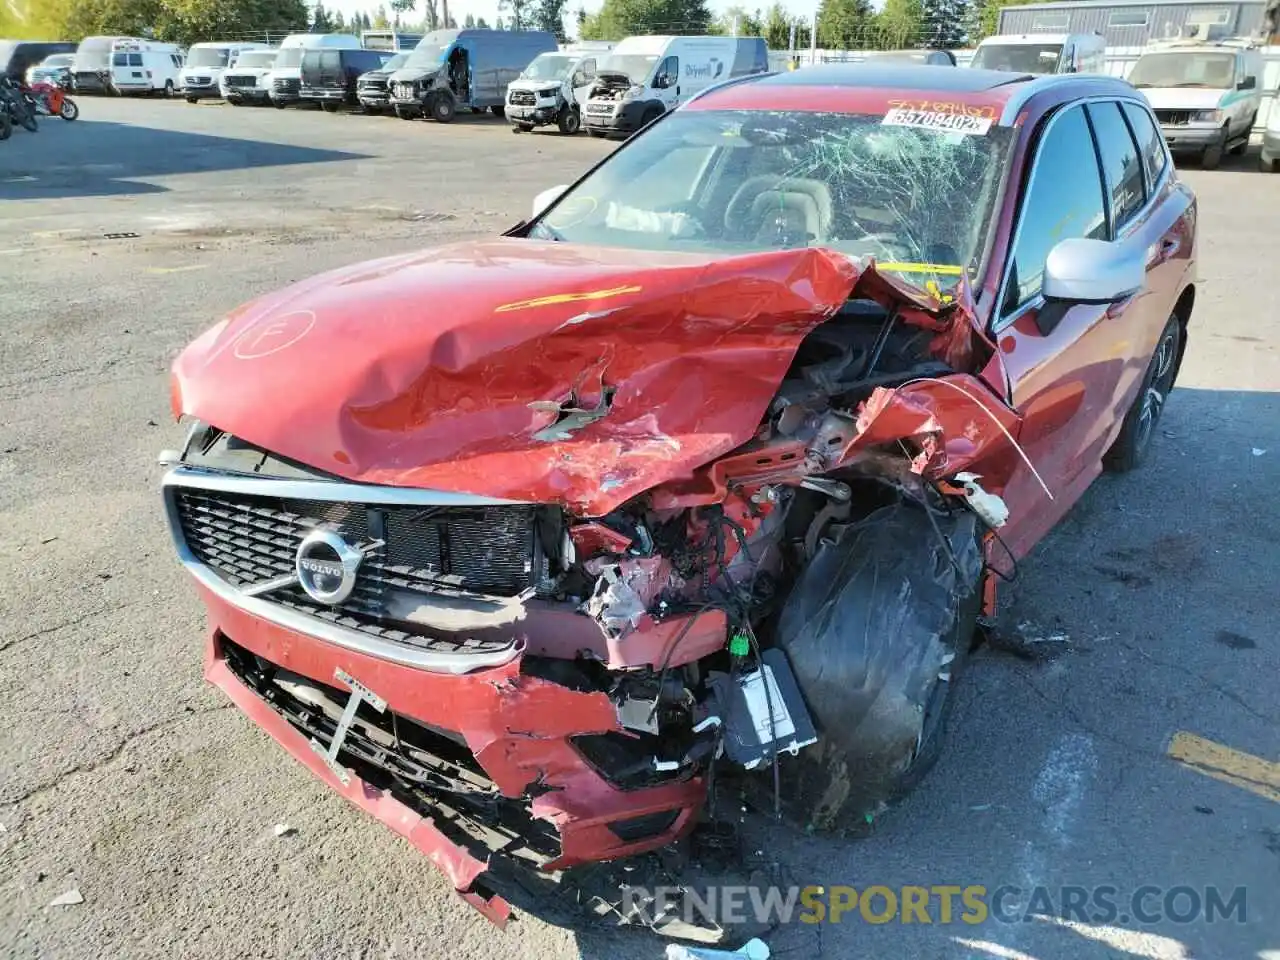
[725,175,834,244]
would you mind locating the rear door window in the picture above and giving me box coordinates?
[1121,100,1168,189]
[1086,101,1146,231]
[128,53,143,67]
[113,53,127,66]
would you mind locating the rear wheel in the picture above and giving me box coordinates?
[557,106,581,135]
[59,98,78,120]
[17,106,36,132]
[163,80,175,98]
[1105,313,1182,473]
[1201,125,1227,169]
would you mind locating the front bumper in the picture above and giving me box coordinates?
[300,88,346,103]
[1160,123,1224,151]
[583,100,646,134]
[223,87,270,103]
[193,581,706,921]
[1262,130,1280,162]
[507,100,560,126]
[182,81,219,99]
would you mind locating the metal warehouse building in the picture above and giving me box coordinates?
[997,0,1271,46]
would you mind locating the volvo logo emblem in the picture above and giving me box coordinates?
[295,529,364,605]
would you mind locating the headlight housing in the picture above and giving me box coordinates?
[538,86,560,98]
[1192,109,1223,123]
[621,84,645,101]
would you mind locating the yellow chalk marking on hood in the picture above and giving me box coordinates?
[876,262,964,276]
[495,285,643,313]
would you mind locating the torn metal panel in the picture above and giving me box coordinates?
[171,239,981,517]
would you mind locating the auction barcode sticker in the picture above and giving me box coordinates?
[882,108,994,136]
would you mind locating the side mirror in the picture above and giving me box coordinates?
[1238,75,1256,90]
[531,184,569,220]
[1043,238,1145,305]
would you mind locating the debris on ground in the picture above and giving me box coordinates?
[981,619,1071,661]
[48,888,84,907]
[665,938,770,960]
[272,823,296,838]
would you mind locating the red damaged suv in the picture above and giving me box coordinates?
[163,65,1196,940]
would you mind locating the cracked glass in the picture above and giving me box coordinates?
[532,109,1014,294]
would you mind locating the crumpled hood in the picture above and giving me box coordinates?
[1139,87,1229,111]
[172,239,870,515]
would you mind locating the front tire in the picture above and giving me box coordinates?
[1201,125,1227,169]
[163,80,175,99]
[272,99,287,109]
[59,98,78,120]
[1262,153,1279,173]
[185,95,197,104]
[321,101,338,113]
[489,104,504,117]
[1105,313,1182,473]
[394,105,415,119]
[428,91,456,123]
[557,106,581,135]
[513,122,532,133]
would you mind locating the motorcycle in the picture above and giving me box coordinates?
[0,75,38,136]
[28,80,79,121]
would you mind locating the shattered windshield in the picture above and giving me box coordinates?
[521,54,574,80]
[1127,52,1236,88]
[597,53,658,81]
[531,109,1013,293]
[970,42,1063,74]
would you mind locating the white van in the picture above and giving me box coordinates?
[109,40,185,96]
[1128,38,1264,169]
[1261,100,1280,173]
[266,33,362,107]
[71,35,146,93]
[969,33,1105,75]
[506,42,615,135]
[582,35,768,138]
[219,49,280,105]
[180,41,271,103]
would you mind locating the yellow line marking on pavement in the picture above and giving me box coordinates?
[145,264,209,275]
[1167,731,1280,804]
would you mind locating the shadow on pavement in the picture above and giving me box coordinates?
[0,119,370,200]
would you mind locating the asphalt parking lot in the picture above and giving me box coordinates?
[0,97,1277,960]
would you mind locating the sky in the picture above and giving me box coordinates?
[326,0,827,35]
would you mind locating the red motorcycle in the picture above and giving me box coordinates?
[28,80,79,121]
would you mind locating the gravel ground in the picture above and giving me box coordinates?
[0,97,1276,960]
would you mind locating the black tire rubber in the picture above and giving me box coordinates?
[587,128,607,138]
[639,105,662,129]
[18,108,36,132]
[394,105,413,119]
[1201,125,1227,169]
[1262,154,1279,173]
[272,99,287,109]
[557,107,581,135]
[429,91,456,123]
[489,104,504,117]
[59,98,78,121]
[321,101,338,113]
[513,122,532,133]
[163,81,175,98]
[1105,313,1182,473]
[185,96,197,104]
[0,112,11,140]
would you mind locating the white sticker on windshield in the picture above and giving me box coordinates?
[882,108,993,136]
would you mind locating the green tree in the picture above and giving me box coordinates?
[761,2,793,47]
[372,3,389,26]
[310,0,334,30]
[498,0,526,29]
[463,11,475,25]
[919,0,967,46]
[476,14,490,25]
[531,0,567,38]
[711,4,763,34]
[816,0,873,48]
[874,0,921,48]
[581,0,712,40]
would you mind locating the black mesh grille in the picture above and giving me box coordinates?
[509,89,536,106]
[1154,109,1192,126]
[360,77,389,91]
[224,75,256,88]
[175,488,543,600]
[273,77,300,95]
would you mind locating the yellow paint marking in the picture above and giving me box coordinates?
[1167,731,1280,804]
[877,262,965,276]
[146,264,209,275]
[495,284,642,313]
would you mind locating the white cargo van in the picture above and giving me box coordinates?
[180,41,271,102]
[219,49,280,105]
[506,42,615,135]
[266,33,362,107]
[71,35,146,93]
[969,33,1105,75]
[108,40,185,96]
[582,35,768,138]
[1128,37,1263,169]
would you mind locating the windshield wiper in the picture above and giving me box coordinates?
[1171,81,1212,87]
